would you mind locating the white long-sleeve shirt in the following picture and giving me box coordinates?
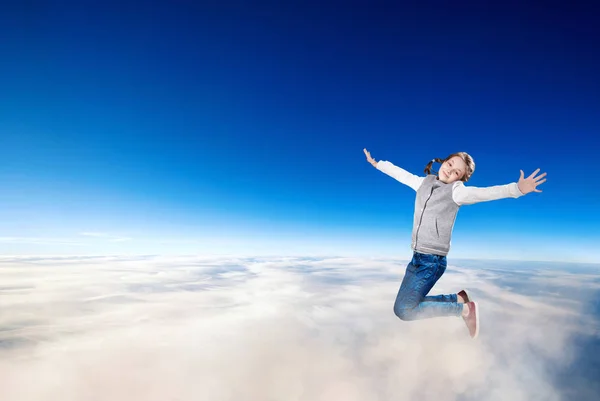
[376,160,524,206]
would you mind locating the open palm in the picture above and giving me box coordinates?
[518,169,547,194]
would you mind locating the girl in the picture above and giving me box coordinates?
[363,148,547,339]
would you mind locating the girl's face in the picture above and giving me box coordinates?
[438,156,467,183]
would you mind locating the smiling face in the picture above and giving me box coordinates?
[438,156,468,183]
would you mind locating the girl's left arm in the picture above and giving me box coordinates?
[452,181,524,206]
[452,168,547,206]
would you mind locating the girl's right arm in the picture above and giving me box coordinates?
[364,148,424,191]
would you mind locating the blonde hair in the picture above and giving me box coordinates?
[424,152,475,182]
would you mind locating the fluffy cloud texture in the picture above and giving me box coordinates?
[0,255,598,401]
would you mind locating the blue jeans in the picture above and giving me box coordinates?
[393,251,463,321]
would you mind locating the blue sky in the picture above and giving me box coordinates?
[1,1,599,262]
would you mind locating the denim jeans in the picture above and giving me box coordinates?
[393,251,463,321]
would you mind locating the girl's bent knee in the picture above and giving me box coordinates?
[393,304,414,321]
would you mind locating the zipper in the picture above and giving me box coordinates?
[415,187,434,249]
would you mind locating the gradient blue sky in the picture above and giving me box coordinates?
[1,1,599,262]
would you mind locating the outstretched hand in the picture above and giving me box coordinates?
[363,148,377,167]
[518,168,547,194]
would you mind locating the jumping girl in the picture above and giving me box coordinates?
[363,148,547,339]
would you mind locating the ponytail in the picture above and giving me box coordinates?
[424,158,444,175]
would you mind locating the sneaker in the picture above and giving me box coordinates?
[457,289,471,303]
[462,301,479,339]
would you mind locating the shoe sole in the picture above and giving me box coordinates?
[472,301,480,339]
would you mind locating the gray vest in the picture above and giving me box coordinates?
[411,175,460,256]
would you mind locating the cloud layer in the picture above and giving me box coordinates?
[1,255,598,401]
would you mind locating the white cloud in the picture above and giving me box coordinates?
[79,232,109,237]
[0,237,86,246]
[79,232,132,242]
[0,255,597,400]
[0,233,132,247]
[108,237,132,242]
